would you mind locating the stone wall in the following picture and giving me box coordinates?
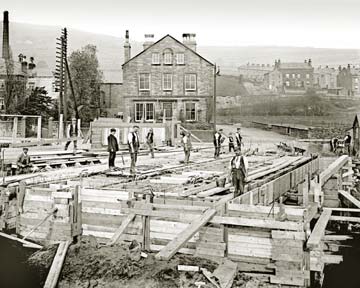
[122,36,214,123]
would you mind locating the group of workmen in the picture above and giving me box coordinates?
[15,124,247,197]
[107,125,154,174]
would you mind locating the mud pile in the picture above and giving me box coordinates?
[28,236,258,288]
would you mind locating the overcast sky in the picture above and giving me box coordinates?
[3,0,360,49]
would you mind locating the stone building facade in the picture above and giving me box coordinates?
[238,63,273,82]
[337,65,360,97]
[265,59,314,91]
[121,32,214,123]
[313,66,337,90]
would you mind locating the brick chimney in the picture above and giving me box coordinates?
[2,11,10,60]
[182,33,196,51]
[143,34,154,50]
[308,59,312,67]
[124,30,131,63]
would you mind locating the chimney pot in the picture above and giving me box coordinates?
[124,30,131,63]
[182,33,197,51]
[143,34,155,50]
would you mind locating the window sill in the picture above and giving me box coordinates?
[151,63,161,66]
[163,63,173,66]
[139,89,150,92]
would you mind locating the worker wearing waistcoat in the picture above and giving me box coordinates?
[229,150,248,197]
[128,126,140,174]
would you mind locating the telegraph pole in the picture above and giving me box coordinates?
[213,64,220,132]
[55,28,68,135]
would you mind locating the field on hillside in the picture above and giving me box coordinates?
[218,97,360,129]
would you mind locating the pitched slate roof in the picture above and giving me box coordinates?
[278,62,313,70]
[122,34,214,67]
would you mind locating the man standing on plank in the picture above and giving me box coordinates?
[181,131,192,164]
[107,128,119,170]
[65,118,78,152]
[235,127,243,152]
[128,125,140,174]
[228,150,248,197]
[228,132,235,152]
[146,128,155,158]
[213,129,223,159]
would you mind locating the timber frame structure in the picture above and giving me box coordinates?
[0,154,357,287]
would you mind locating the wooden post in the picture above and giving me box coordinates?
[77,118,81,137]
[37,116,42,141]
[59,114,64,139]
[71,185,82,239]
[16,181,26,234]
[48,117,54,138]
[12,116,18,143]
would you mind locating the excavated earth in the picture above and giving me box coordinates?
[27,236,264,288]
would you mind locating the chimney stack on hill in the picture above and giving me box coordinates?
[2,10,10,60]
[124,30,131,63]
[143,34,154,50]
[182,33,196,51]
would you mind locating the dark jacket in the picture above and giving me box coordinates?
[17,153,31,167]
[68,124,78,137]
[146,131,154,144]
[235,132,242,147]
[107,134,119,152]
[229,135,234,145]
[213,132,223,147]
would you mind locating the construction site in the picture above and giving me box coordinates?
[1,116,360,288]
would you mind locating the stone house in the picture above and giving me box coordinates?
[337,65,360,98]
[238,63,273,82]
[121,31,215,123]
[313,66,338,90]
[265,59,314,91]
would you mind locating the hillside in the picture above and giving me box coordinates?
[0,22,359,81]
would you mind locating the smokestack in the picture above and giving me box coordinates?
[124,30,131,63]
[182,33,196,51]
[2,11,10,60]
[143,34,154,50]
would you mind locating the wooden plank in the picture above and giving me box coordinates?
[155,209,216,260]
[43,240,71,288]
[330,216,360,223]
[338,190,360,208]
[212,259,237,288]
[107,213,135,246]
[325,207,360,213]
[320,155,349,185]
[211,216,303,231]
[0,231,43,249]
[307,209,332,249]
[271,230,306,241]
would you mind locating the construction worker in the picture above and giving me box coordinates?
[65,118,78,152]
[228,150,248,197]
[344,132,352,156]
[213,129,223,159]
[228,132,235,152]
[234,127,243,151]
[17,147,32,174]
[146,128,155,158]
[128,125,140,174]
[181,131,192,164]
[107,128,119,170]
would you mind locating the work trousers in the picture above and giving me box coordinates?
[214,146,221,158]
[184,149,191,164]
[229,144,235,152]
[65,140,77,151]
[130,152,138,173]
[232,169,245,197]
[108,151,116,168]
[147,142,154,158]
[345,143,351,156]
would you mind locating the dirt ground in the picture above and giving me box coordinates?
[27,236,266,288]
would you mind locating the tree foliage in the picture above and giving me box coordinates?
[17,86,56,118]
[68,44,103,123]
[3,57,27,113]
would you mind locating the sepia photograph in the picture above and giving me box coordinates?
[0,0,359,287]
